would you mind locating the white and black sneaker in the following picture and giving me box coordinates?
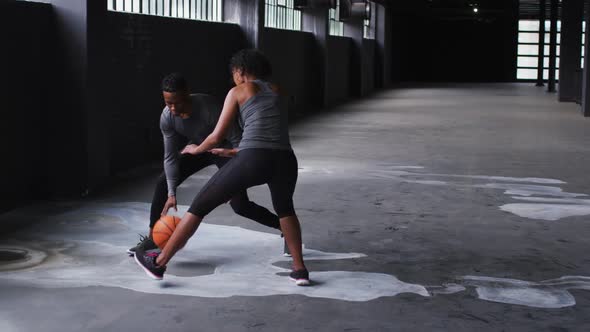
[127,234,157,256]
[289,268,310,286]
[134,248,166,280]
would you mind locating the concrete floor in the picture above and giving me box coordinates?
[2,83,590,331]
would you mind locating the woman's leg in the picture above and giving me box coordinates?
[279,215,305,271]
[214,156,281,230]
[149,153,217,230]
[155,150,271,266]
[156,211,202,266]
[268,151,307,273]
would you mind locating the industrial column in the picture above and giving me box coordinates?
[536,0,546,86]
[558,0,583,102]
[547,0,558,93]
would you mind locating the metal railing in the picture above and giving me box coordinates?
[329,0,344,36]
[363,1,374,39]
[107,0,222,22]
[265,0,302,31]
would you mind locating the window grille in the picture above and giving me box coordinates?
[265,0,302,31]
[108,0,222,22]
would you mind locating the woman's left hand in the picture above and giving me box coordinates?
[181,144,200,155]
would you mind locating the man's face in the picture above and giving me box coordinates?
[163,91,190,118]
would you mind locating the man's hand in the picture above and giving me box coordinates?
[162,196,177,216]
[181,144,200,155]
[209,148,238,158]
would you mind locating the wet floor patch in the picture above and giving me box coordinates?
[0,247,47,271]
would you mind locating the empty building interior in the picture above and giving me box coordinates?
[2,0,590,331]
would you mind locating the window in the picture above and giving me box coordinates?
[363,1,374,39]
[329,0,344,36]
[265,0,302,31]
[107,0,222,22]
[516,19,585,81]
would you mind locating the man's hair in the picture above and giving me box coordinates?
[161,73,188,93]
[229,49,272,79]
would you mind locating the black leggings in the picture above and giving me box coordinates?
[150,152,280,230]
[188,149,298,219]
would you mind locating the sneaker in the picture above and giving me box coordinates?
[289,268,310,286]
[134,248,166,280]
[127,234,157,256]
[283,239,292,257]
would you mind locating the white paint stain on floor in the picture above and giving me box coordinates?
[0,203,428,302]
[300,161,590,221]
[1,202,589,308]
[461,275,590,309]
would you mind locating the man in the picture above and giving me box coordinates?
[128,73,286,255]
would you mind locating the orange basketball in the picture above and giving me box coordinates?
[152,215,181,249]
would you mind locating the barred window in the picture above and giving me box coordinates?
[107,0,222,22]
[516,20,568,80]
[329,0,344,36]
[265,0,302,31]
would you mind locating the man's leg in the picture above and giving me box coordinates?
[229,192,281,230]
[128,154,217,255]
[149,151,270,269]
[149,153,217,229]
[149,173,171,230]
[215,156,281,231]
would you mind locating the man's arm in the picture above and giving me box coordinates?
[161,112,180,197]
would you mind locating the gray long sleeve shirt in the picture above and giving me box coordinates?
[161,93,242,197]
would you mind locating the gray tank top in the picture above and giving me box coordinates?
[238,80,292,151]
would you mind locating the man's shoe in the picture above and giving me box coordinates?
[127,234,157,256]
[289,268,310,286]
[134,248,166,280]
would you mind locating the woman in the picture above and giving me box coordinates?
[135,49,310,286]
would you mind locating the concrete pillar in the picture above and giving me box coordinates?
[547,0,558,93]
[558,0,583,102]
[581,4,590,116]
[24,0,111,197]
[87,0,111,193]
[343,15,364,97]
[536,0,546,87]
[42,0,92,197]
[224,0,265,48]
[302,6,329,106]
[375,2,392,88]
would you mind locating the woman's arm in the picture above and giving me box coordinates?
[182,88,240,155]
[209,148,239,158]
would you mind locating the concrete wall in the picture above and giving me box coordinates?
[0,2,54,212]
[104,12,247,172]
[261,28,319,118]
[326,36,353,105]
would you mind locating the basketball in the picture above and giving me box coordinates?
[152,215,181,249]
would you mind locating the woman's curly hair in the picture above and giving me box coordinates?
[229,49,272,79]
